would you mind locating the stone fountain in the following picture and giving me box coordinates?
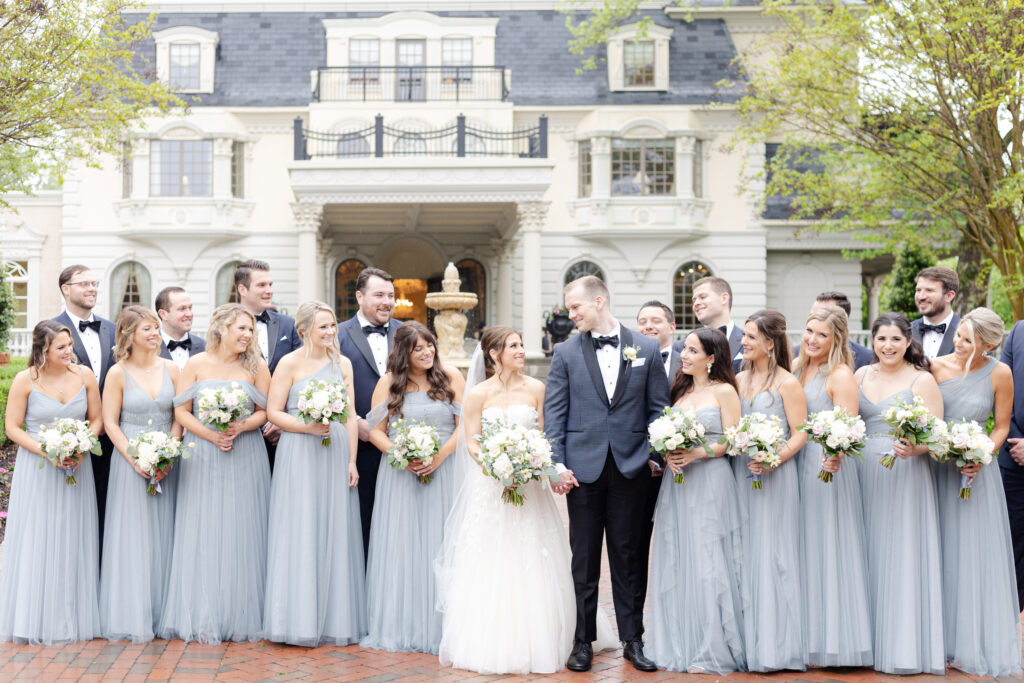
[425,262,478,367]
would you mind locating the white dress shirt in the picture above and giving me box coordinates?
[65,310,102,380]
[661,345,673,379]
[254,315,270,362]
[161,329,190,370]
[921,311,954,360]
[357,312,389,376]
[591,320,622,399]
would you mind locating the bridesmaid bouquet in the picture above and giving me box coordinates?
[196,383,252,431]
[296,378,350,446]
[476,418,559,505]
[879,395,945,469]
[647,406,713,484]
[386,418,439,484]
[799,407,867,483]
[127,423,194,495]
[37,417,102,485]
[721,413,785,490]
[931,419,995,500]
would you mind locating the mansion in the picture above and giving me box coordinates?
[0,0,889,357]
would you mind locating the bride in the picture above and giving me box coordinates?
[435,326,614,674]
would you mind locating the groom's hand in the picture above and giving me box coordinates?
[552,469,578,494]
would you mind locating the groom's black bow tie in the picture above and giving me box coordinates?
[920,322,947,335]
[167,338,191,352]
[718,325,728,334]
[78,319,101,333]
[254,310,271,324]
[661,350,669,362]
[592,334,619,350]
[363,324,388,337]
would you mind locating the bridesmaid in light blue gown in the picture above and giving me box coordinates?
[731,310,808,672]
[157,303,272,644]
[362,322,465,654]
[929,308,1022,677]
[647,328,745,674]
[263,301,366,646]
[855,312,944,674]
[793,305,872,667]
[0,320,103,644]
[100,306,181,642]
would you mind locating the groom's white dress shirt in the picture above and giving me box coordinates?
[660,345,672,378]
[161,329,190,370]
[593,320,622,398]
[65,310,102,380]
[357,311,388,375]
[921,311,954,360]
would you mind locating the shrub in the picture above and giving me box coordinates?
[0,357,28,446]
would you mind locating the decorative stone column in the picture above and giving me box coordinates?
[591,136,611,231]
[292,202,324,305]
[866,274,885,328]
[676,136,695,200]
[516,201,549,357]
[490,237,517,326]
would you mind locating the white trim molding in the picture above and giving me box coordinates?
[607,22,673,93]
[153,25,220,94]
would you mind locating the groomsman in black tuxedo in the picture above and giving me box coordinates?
[235,259,302,470]
[999,320,1024,611]
[337,267,401,557]
[910,266,960,360]
[155,286,205,369]
[51,264,116,551]
[675,276,744,372]
[791,291,874,369]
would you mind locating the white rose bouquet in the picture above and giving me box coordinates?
[37,417,102,485]
[127,423,195,495]
[930,419,995,500]
[880,395,945,469]
[296,378,350,446]
[386,418,440,484]
[720,412,785,490]
[647,406,714,484]
[799,407,867,483]
[476,417,559,505]
[196,382,252,431]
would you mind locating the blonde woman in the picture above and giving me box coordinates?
[158,303,271,644]
[263,302,365,646]
[99,306,181,642]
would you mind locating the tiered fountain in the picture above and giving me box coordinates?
[425,262,478,368]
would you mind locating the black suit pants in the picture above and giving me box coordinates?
[1000,464,1024,611]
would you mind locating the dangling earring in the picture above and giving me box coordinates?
[706,360,714,374]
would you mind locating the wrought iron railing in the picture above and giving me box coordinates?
[313,66,510,102]
[293,114,547,160]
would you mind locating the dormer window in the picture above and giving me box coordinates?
[623,41,655,87]
[607,23,672,92]
[169,43,201,90]
[153,26,219,94]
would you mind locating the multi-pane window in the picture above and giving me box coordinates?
[693,139,704,198]
[623,40,655,87]
[442,37,472,84]
[673,261,711,329]
[111,261,151,312]
[231,141,245,198]
[216,260,242,305]
[121,142,132,199]
[150,140,213,196]
[611,139,674,195]
[2,260,28,329]
[564,261,606,286]
[578,141,592,197]
[335,259,367,321]
[350,38,380,83]
[169,42,201,90]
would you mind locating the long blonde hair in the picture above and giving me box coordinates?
[206,303,261,378]
[793,305,852,377]
[114,305,161,362]
[294,300,341,368]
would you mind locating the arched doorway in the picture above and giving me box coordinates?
[377,236,446,324]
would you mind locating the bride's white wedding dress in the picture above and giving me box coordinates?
[436,404,616,674]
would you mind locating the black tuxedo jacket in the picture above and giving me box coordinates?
[52,311,116,393]
[911,313,960,358]
[159,332,206,362]
[261,310,302,374]
[337,316,403,420]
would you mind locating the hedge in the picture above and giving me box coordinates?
[0,357,28,446]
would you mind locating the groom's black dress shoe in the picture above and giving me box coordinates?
[622,640,657,672]
[566,640,593,671]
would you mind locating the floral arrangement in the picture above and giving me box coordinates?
[799,407,867,483]
[386,418,440,484]
[196,383,252,431]
[647,406,713,484]
[127,424,194,495]
[477,417,559,505]
[879,395,946,469]
[720,412,785,490]
[37,418,102,485]
[296,378,350,446]
[930,419,995,500]
[622,345,641,362]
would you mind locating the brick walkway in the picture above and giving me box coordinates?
[0,500,1017,681]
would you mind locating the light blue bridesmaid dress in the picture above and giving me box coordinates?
[100,368,178,642]
[361,392,461,654]
[0,380,100,644]
[857,376,944,674]
[935,358,1022,676]
[157,380,270,644]
[797,371,872,667]
[263,362,367,646]
[647,406,745,674]
[732,388,806,672]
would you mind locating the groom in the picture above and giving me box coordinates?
[545,276,670,672]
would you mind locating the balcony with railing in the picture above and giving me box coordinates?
[312,66,510,103]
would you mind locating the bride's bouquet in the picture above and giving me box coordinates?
[879,395,945,469]
[930,419,994,500]
[647,406,713,484]
[37,418,102,485]
[386,418,439,484]
[720,412,785,490]
[799,407,867,483]
[296,378,350,446]
[476,417,559,506]
[196,383,252,431]
[127,422,194,495]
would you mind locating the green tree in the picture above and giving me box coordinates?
[881,246,936,321]
[0,0,181,201]
[0,267,16,352]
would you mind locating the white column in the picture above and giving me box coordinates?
[866,274,885,327]
[490,238,516,326]
[317,237,333,303]
[212,138,233,198]
[676,136,695,199]
[292,202,323,306]
[517,202,549,357]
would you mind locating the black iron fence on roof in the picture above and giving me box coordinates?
[312,66,510,103]
[293,114,547,160]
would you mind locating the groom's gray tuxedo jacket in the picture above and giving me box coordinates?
[544,327,670,484]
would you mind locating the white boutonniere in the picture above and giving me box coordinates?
[622,345,641,362]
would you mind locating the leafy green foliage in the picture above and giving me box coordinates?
[0,271,14,352]
[881,246,936,321]
[0,357,28,446]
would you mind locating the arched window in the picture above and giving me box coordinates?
[2,260,29,329]
[337,133,370,158]
[563,260,605,286]
[673,261,711,330]
[335,259,366,322]
[394,132,427,156]
[455,258,486,338]
[215,260,242,306]
[110,261,151,313]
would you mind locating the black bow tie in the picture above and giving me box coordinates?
[592,334,619,350]
[363,324,388,337]
[255,311,271,324]
[661,350,669,362]
[718,325,728,334]
[920,322,947,335]
[78,319,101,333]
[167,338,191,352]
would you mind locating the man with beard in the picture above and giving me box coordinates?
[910,266,960,360]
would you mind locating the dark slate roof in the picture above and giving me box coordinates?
[127,10,744,107]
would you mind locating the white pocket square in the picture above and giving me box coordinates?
[280,336,288,341]
[633,357,646,367]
